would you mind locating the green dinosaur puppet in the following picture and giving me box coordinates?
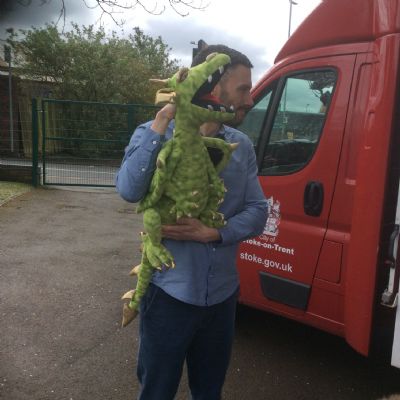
[121,52,237,327]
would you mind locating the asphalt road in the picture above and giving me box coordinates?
[1,188,400,400]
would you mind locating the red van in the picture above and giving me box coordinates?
[237,0,400,368]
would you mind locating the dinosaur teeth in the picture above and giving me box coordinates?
[208,75,212,83]
[219,66,224,74]
[207,105,213,111]
[220,106,226,113]
[229,105,235,112]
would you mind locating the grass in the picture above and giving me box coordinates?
[0,181,33,206]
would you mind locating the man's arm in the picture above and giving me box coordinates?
[115,105,175,203]
[218,140,268,245]
[162,218,221,243]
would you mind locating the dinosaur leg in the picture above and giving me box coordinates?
[199,154,227,228]
[143,208,174,269]
[202,136,238,173]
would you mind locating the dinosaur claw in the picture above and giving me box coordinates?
[121,303,138,327]
[121,289,136,301]
[156,158,165,169]
[129,264,141,276]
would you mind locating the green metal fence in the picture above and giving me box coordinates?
[31,98,159,187]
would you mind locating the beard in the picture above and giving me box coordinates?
[225,107,250,127]
[218,87,251,128]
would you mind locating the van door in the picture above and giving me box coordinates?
[238,55,355,312]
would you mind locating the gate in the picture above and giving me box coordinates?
[31,98,159,187]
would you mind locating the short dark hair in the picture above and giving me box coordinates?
[191,44,253,69]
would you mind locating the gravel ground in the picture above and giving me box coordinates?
[1,186,400,400]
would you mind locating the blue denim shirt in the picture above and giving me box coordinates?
[115,121,268,306]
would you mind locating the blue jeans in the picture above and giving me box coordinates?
[137,284,238,400]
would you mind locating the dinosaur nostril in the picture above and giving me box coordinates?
[205,52,218,62]
[177,67,189,82]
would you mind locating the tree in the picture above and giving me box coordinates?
[7,23,179,103]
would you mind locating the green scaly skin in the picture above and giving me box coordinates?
[121,53,237,327]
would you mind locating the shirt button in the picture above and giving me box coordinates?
[152,140,157,145]
[141,168,146,172]
[212,248,216,252]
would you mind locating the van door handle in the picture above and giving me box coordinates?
[387,224,400,264]
[304,181,324,217]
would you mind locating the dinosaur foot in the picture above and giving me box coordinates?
[121,303,138,327]
[145,242,175,270]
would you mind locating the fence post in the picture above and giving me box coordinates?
[31,98,39,187]
[127,104,135,138]
[41,99,46,185]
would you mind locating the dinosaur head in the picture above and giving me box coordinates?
[152,53,235,125]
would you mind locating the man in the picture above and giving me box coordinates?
[116,44,268,400]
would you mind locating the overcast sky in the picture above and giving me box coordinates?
[0,0,321,82]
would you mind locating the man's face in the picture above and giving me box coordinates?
[212,64,254,127]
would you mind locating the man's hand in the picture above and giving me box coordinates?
[151,103,176,135]
[162,218,221,243]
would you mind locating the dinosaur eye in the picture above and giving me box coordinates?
[177,67,189,82]
[206,52,218,62]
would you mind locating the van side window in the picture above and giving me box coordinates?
[238,88,273,147]
[260,70,337,175]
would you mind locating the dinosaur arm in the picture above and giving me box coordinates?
[202,136,238,173]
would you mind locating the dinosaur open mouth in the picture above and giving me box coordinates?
[191,64,235,113]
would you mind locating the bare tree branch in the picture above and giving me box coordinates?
[15,0,208,24]
[168,0,209,17]
[55,0,66,28]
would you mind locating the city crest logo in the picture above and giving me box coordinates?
[262,196,281,239]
